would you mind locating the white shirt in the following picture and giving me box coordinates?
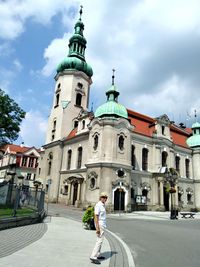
[94,201,106,228]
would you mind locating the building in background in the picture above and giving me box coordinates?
[0,144,40,188]
[36,8,200,212]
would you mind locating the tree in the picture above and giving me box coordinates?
[0,89,26,145]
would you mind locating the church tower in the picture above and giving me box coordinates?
[46,7,93,144]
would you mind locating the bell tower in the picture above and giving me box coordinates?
[46,6,93,144]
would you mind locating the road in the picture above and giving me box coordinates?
[48,204,200,267]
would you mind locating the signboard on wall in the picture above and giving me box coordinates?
[136,195,147,204]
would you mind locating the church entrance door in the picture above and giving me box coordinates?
[73,182,78,205]
[114,188,125,211]
[163,186,169,211]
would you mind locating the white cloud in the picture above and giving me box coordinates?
[19,110,48,147]
[13,59,23,72]
[0,0,78,40]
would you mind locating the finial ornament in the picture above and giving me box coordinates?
[195,109,197,122]
[112,69,115,85]
[79,5,83,20]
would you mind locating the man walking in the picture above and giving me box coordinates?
[90,192,108,265]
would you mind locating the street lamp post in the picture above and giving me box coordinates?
[165,168,178,220]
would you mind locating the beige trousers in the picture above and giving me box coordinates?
[90,226,105,259]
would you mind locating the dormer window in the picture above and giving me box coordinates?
[82,120,85,129]
[74,120,78,128]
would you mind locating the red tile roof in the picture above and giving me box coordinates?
[64,108,192,149]
[0,144,40,154]
[128,109,156,137]
[66,128,77,140]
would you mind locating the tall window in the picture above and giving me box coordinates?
[82,120,85,129]
[67,150,72,170]
[131,145,136,170]
[48,153,53,175]
[118,136,124,151]
[53,120,56,131]
[26,173,31,180]
[185,159,190,178]
[162,151,168,167]
[142,148,148,171]
[22,156,28,167]
[94,135,98,150]
[77,147,83,169]
[55,93,60,107]
[28,157,34,168]
[76,93,82,106]
[175,156,180,173]
[74,120,78,128]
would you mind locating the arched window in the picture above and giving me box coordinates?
[118,136,124,151]
[185,159,190,178]
[94,135,98,150]
[175,156,180,173]
[131,145,136,170]
[162,151,168,167]
[77,147,83,169]
[162,126,165,135]
[55,93,60,107]
[142,148,148,171]
[57,83,61,89]
[47,153,53,175]
[76,93,82,106]
[74,120,78,128]
[67,150,72,170]
[82,120,85,129]
[53,120,56,131]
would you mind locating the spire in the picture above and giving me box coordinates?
[68,5,87,60]
[79,5,83,20]
[106,69,119,102]
[112,69,115,85]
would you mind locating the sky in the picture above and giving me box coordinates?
[1,0,200,148]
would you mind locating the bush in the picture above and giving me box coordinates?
[82,206,94,223]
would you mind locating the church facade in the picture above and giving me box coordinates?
[37,9,200,212]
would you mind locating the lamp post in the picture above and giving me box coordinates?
[165,168,178,220]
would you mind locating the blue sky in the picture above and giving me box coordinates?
[1,0,200,148]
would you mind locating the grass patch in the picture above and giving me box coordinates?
[0,207,36,218]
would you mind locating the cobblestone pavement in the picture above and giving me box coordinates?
[0,223,47,258]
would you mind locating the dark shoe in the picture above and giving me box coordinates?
[97,256,105,260]
[90,258,101,264]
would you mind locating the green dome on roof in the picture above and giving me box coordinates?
[94,84,128,119]
[56,7,93,78]
[192,122,200,128]
[187,121,200,148]
[57,57,93,77]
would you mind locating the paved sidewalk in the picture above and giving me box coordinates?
[0,216,111,267]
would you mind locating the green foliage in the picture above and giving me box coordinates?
[82,206,94,223]
[0,89,26,145]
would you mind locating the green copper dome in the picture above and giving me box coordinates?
[95,85,128,119]
[56,7,93,78]
[57,57,93,77]
[186,122,200,148]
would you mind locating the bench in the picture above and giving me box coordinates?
[180,212,195,219]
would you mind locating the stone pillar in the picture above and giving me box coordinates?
[70,184,74,204]
[77,182,81,201]
[160,181,164,206]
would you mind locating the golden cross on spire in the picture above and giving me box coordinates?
[112,68,115,85]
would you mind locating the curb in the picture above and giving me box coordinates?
[106,229,135,267]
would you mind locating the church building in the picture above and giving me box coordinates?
[37,8,200,212]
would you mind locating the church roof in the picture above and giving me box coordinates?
[186,121,200,148]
